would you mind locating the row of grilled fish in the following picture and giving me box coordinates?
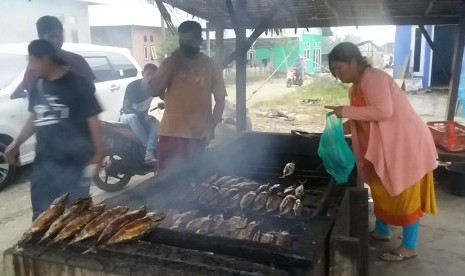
[159,209,292,247]
[19,193,165,249]
[188,175,306,216]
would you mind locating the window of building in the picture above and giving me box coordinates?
[144,36,147,42]
[150,46,157,60]
[305,42,310,48]
[144,46,149,61]
[313,48,321,68]
[150,35,154,42]
[304,48,311,59]
[313,42,321,48]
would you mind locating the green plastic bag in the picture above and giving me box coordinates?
[318,113,356,184]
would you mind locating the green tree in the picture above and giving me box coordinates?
[157,31,179,61]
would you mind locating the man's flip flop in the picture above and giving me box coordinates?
[380,249,417,262]
[369,231,390,242]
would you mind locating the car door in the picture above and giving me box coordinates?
[105,51,141,119]
[81,54,122,122]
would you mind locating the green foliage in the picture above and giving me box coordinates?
[157,31,179,60]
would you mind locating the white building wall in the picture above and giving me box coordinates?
[0,0,91,44]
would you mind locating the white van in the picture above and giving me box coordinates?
[0,43,142,190]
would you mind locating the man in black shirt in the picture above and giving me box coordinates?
[5,39,104,220]
[120,63,159,162]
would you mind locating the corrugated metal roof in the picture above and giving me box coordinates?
[162,0,465,28]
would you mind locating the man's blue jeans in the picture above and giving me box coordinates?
[120,113,158,156]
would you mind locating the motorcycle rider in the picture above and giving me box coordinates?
[120,63,159,162]
[294,57,304,81]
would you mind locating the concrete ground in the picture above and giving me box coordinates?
[368,171,465,276]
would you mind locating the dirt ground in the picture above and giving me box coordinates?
[1,78,465,275]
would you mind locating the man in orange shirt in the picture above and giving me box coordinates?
[150,21,227,173]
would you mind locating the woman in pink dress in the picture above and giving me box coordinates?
[325,42,438,262]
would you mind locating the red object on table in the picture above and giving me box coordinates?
[427,121,465,152]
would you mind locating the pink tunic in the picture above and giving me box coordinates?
[342,68,438,197]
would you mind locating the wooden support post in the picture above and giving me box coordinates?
[418,25,451,80]
[206,25,211,57]
[235,24,247,133]
[215,25,224,64]
[447,15,465,120]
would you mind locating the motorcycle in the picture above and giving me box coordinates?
[92,106,161,192]
[286,66,303,88]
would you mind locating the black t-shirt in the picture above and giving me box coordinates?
[28,71,102,165]
[121,79,151,119]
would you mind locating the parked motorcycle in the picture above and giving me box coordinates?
[286,66,303,88]
[93,107,161,192]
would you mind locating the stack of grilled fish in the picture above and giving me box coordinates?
[18,193,165,250]
[159,209,293,247]
[187,175,306,217]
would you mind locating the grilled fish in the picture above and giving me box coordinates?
[294,185,305,198]
[224,188,238,199]
[220,178,242,188]
[283,185,296,195]
[266,194,282,213]
[240,191,257,210]
[226,193,242,209]
[39,196,92,243]
[260,233,276,245]
[158,209,179,229]
[275,231,292,247]
[237,182,260,192]
[256,184,269,193]
[169,211,196,231]
[104,212,165,245]
[97,206,147,244]
[252,191,270,211]
[282,162,295,178]
[19,193,69,244]
[185,216,210,232]
[293,199,303,216]
[238,221,260,240]
[49,203,106,245]
[69,206,129,245]
[198,186,220,205]
[279,195,297,216]
[212,176,234,187]
[268,184,282,194]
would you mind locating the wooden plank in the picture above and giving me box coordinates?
[349,188,369,276]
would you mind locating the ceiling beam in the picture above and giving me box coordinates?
[207,15,461,29]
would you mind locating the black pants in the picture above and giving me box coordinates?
[30,160,90,221]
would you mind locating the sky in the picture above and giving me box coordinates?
[88,1,396,45]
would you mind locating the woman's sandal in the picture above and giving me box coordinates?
[380,249,417,262]
[369,230,391,242]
